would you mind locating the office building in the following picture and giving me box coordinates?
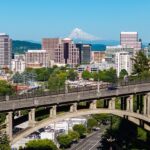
[42,38,60,66]
[76,44,91,64]
[0,33,12,69]
[91,51,105,63]
[115,51,132,77]
[42,38,79,67]
[120,32,142,51]
[25,50,48,68]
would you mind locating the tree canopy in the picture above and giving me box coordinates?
[119,69,128,79]
[57,134,72,148]
[87,118,98,131]
[0,80,14,96]
[82,70,91,80]
[73,124,87,138]
[25,139,57,150]
[132,51,150,75]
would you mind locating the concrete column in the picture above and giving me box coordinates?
[18,110,21,117]
[49,105,57,117]
[147,93,150,117]
[28,108,36,127]
[143,94,148,115]
[126,95,133,112]
[108,98,115,110]
[6,112,13,141]
[89,100,97,110]
[70,103,77,113]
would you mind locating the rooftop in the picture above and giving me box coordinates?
[121,32,138,34]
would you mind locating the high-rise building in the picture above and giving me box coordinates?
[42,38,79,67]
[120,32,142,51]
[25,50,48,68]
[115,51,132,77]
[0,33,12,69]
[76,44,91,64]
[42,38,60,66]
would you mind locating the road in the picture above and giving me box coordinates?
[68,126,107,150]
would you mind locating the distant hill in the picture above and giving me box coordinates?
[12,40,41,54]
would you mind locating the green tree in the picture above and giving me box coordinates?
[73,124,87,138]
[67,69,78,81]
[0,80,14,96]
[25,139,57,150]
[132,51,150,75]
[57,134,72,148]
[119,69,128,79]
[97,68,117,83]
[82,70,91,80]
[0,133,11,150]
[12,72,23,83]
[87,118,98,131]
[68,130,80,142]
[48,71,67,91]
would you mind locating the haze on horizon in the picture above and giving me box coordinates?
[0,0,150,42]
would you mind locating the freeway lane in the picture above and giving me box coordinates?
[69,126,107,150]
[69,131,102,150]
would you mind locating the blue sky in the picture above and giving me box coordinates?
[0,0,150,42]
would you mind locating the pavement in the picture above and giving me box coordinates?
[68,126,107,150]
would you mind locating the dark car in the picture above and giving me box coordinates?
[107,84,117,90]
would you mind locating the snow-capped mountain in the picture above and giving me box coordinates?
[69,28,100,41]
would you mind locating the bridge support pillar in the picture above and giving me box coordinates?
[6,111,13,141]
[144,93,150,116]
[70,103,77,112]
[28,108,36,127]
[89,100,97,110]
[127,95,133,112]
[108,98,115,110]
[49,105,57,117]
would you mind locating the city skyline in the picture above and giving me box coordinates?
[0,0,150,42]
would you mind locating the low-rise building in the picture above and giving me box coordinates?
[77,62,115,73]
[25,50,48,68]
[11,54,25,73]
[91,51,105,63]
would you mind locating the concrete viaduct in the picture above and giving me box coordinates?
[1,82,150,144]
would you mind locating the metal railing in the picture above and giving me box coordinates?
[0,78,150,102]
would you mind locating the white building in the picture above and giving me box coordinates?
[48,121,69,134]
[115,51,132,77]
[40,132,55,141]
[11,54,25,73]
[65,117,87,130]
[77,62,115,73]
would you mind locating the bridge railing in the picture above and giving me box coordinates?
[1,78,150,102]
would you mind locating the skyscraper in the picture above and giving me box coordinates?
[42,38,79,67]
[0,33,12,69]
[120,32,142,51]
[76,44,91,64]
[42,38,60,66]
